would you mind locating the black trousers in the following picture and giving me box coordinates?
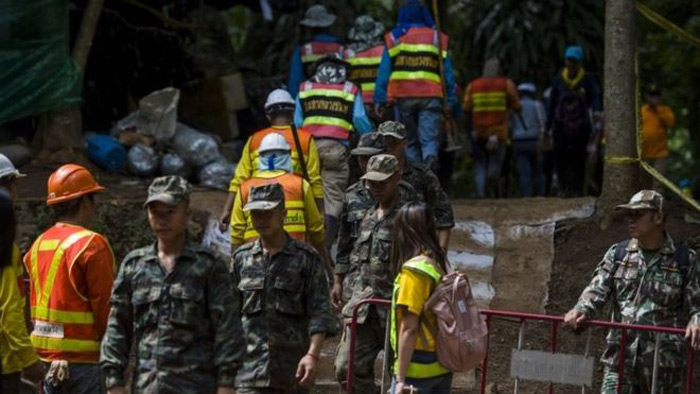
[553,133,588,197]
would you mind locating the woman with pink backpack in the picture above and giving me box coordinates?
[389,201,488,393]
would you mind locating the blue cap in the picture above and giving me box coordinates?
[564,45,584,61]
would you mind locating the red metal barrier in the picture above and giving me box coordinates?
[478,309,696,394]
[344,300,696,394]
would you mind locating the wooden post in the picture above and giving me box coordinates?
[599,0,640,212]
[35,0,104,165]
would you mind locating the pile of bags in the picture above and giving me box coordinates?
[111,87,236,190]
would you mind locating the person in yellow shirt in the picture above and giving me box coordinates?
[230,132,331,277]
[389,201,452,394]
[641,84,675,176]
[0,156,43,392]
[219,89,323,231]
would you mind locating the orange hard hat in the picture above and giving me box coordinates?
[47,164,105,205]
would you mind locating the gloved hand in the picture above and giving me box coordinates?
[485,135,499,151]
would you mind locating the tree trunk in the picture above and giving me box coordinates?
[598,0,639,213]
[35,0,104,165]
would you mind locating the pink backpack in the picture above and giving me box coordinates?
[422,271,489,372]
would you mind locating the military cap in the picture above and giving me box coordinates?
[377,121,406,140]
[615,190,664,212]
[361,154,399,182]
[244,183,285,211]
[351,133,386,156]
[348,15,385,43]
[144,175,191,207]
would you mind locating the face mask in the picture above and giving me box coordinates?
[259,151,293,173]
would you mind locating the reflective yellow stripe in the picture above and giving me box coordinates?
[298,89,355,101]
[388,43,447,58]
[473,105,507,112]
[39,231,94,310]
[31,336,100,352]
[286,201,306,209]
[31,307,94,324]
[346,57,382,66]
[303,116,353,130]
[472,92,506,112]
[405,359,450,379]
[389,70,441,83]
[361,82,376,92]
[473,92,506,100]
[39,240,59,251]
[301,54,324,63]
[29,234,45,304]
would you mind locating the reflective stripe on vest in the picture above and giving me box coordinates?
[249,126,312,177]
[28,229,100,356]
[390,256,448,379]
[472,91,507,112]
[301,41,344,77]
[299,81,357,140]
[385,27,448,100]
[240,173,307,242]
[469,77,510,140]
[345,45,384,104]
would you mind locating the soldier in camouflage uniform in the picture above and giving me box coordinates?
[564,190,700,393]
[100,176,243,394]
[332,133,418,308]
[377,121,455,249]
[231,183,336,394]
[334,154,412,393]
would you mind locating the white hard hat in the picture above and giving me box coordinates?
[517,82,537,93]
[264,89,295,112]
[259,133,291,153]
[0,153,25,180]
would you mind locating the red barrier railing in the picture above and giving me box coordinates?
[344,299,696,394]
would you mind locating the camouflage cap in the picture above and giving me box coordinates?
[351,133,386,156]
[361,154,399,182]
[144,176,191,207]
[348,15,385,43]
[377,121,406,140]
[243,183,285,211]
[615,190,664,212]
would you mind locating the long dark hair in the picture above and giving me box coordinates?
[0,190,16,269]
[390,201,448,276]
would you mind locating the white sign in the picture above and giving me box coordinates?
[510,349,594,387]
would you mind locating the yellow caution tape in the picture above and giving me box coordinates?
[640,161,700,212]
[605,156,639,165]
[636,2,700,49]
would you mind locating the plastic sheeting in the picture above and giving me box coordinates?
[198,157,235,190]
[160,152,192,178]
[172,122,220,168]
[0,0,82,124]
[127,144,159,176]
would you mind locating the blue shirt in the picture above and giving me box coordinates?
[287,34,343,99]
[294,92,373,147]
[509,96,546,141]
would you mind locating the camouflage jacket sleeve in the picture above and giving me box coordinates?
[423,169,455,229]
[335,206,353,275]
[574,245,617,319]
[684,248,700,326]
[100,252,135,389]
[306,251,338,336]
[207,256,245,387]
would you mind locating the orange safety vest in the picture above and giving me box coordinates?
[239,173,307,242]
[249,126,313,177]
[298,81,358,141]
[469,77,509,140]
[385,27,448,101]
[24,225,104,363]
[300,40,344,78]
[345,45,385,105]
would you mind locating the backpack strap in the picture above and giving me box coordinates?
[674,244,690,282]
[613,239,631,269]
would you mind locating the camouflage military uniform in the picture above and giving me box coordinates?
[402,161,454,229]
[574,236,699,393]
[334,155,412,394]
[231,237,336,390]
[100,239,244,393]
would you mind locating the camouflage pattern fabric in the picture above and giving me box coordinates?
[230,237,336,389]
[101,239,243,392]
[335,180,417,281]
[237,387,309,394]
[574,235,699,378]
[334,308,386,394]
[144,175,191,206]
[600,366,683,394]
[402,162,455,229]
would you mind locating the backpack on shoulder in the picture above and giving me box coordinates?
[554,89,591,138]
[423,271,489,372]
